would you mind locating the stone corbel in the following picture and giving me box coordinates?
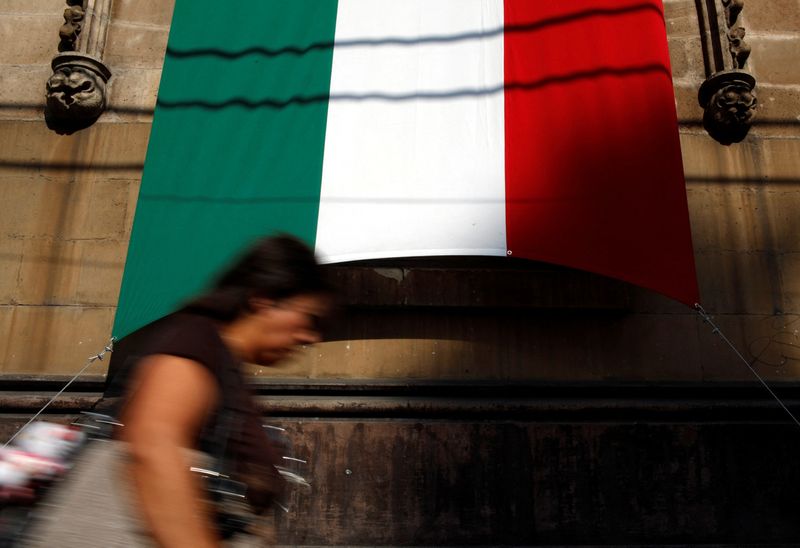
[46,0,113,135]
[696,0,757,145]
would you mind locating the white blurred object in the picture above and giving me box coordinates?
[0,422,85,490]
[0,455,30,487]
[15,422,85,460]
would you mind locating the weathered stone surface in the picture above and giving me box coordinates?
[668,36,707,82]
[0,65,50,121]
[56,178,133,240]
[262,310,704,382]
[0,407,798,544]
[674,82,706,123]
[122,179,141,235]
[680,132,770,182]
[268,420,800,545]
[0,175,136,241]
[0,305,115,374]
[13,238,126,306]
[699,312,800,380]
[748,84,800,138]
[322,261,628,309]
[749,35,800,85]
[763,138,800,180]
[104,68,162,122]
[110,0,176,27]
[0,238,24,304]
[0,119,150,178]
[102,21,170,70]
[687,184,800,254]
[780,252,800,313]
[0,14,60,65]
[15,239,82,305]
[754,83,800,119]
[74,239,128,305]
[663,0,701,38]
[0,116,147,374]
[695,250,783,315]
[743,0,800,33]
[0,175,71,239]
[0,2,64,15]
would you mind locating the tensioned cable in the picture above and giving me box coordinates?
[2,338,115,448]
[695,304,800,429]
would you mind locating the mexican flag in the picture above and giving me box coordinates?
[114,0,698,338]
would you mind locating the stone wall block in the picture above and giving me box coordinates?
[74,239,127,305]
[0,15,61,65]
[680,136,800,186]
[763,139,800,180]
[743,0,800,32]
[0,238,24,304]
[260,311,703,382]
[695,250,783,314]
[0,2,67,15]
[0,174,132,242]
[779,253,800,313]
[680,133,768,182]
[698,313,800,381]
[0,120,151,176]
[688,185,763,253]
[764,188,800,253]
[747,85,800,138]
[0,175,71,239]
[15,238,81,304]
[748,35,800,85]
[674,84,705,123]
[588,313,703,381]
[663,0,701,38]
[111,0,176,27]
[62,179,132,240]
[122,179,141,236]
[687,184,800,254]
[102,21,170,69]
[0,65,51,121]
[12,238,126,306]
[0,305,115,374]
[668,36,706,82]
[104,68,163,122]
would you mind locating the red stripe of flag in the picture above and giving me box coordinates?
[504,0,698,305]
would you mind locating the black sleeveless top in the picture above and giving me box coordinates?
[98,312,282,511]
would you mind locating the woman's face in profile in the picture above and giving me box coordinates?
[247,293,330,365]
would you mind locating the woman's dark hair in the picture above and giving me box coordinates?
[182,234,332,322]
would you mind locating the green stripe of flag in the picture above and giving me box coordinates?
[113,0,339,338]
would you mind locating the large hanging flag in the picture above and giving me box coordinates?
[113,0,698,338]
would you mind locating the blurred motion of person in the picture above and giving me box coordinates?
[42,235,332,547]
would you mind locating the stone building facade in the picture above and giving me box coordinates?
[1,1,799,545]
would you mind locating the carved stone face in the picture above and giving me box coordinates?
[703,82,757,144]
[45,65,106,121]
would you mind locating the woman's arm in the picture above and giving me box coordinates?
[119,354,220,548]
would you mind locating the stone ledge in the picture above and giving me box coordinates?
[1,381,799,421]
